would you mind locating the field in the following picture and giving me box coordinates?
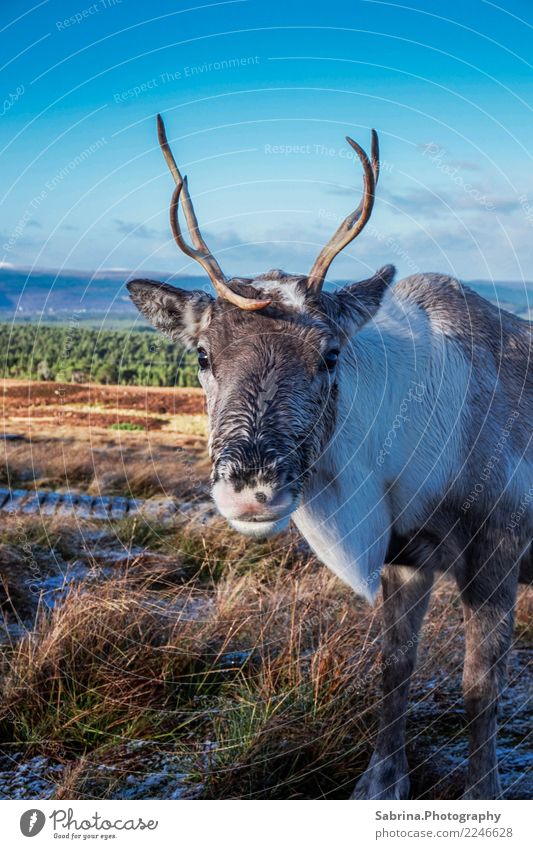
[0,378,531,800]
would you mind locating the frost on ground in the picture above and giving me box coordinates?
[408,647,532,800]
[54,741,204,801]
[0,743,204,801]
[0,753,64,800]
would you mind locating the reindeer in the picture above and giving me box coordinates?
[128,115,532,800]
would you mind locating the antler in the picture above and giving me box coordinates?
[307,130,380,291]
[156,114,270,311]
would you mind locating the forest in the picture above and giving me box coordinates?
[0,323,200,387]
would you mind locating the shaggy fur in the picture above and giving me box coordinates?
[128,266,532,800]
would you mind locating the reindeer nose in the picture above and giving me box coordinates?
[212,479,296,522]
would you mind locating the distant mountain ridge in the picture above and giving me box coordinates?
[0,265,203,315]
[0,264,531,320]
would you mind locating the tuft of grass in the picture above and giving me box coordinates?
[0,514,86,564]
[110,516,310,585]
[516,587,533,641]
[109,422,145,432]
[0,558,381,799]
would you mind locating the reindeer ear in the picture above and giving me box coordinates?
[127,279,214,348]
[329,264,395,336]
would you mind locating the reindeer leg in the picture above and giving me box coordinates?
[352,564,434,800]
[457,541,519,800]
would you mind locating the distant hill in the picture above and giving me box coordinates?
[0,265,204,320]
[1,264,531,322]
[467,280,532,319]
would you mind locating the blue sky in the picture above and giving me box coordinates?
[1,0,532,284]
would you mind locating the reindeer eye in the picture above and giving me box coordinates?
[323,349,339,372]
[197,347,209,371]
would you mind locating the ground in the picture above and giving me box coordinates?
[0,379,531,800]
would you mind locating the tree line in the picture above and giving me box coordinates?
[0,323,200,387]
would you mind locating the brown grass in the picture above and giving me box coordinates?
[0,508,480,801]
[1,428,210,499]
[0,388,531,800]
[0,551,383,799]
[516,587,533,641]
[0,506,530,799]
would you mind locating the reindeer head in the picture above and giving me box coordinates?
[128,115,394,537]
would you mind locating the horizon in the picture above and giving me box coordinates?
[2,259,532,285]
[0,0,532,291]
[1,260,531,323]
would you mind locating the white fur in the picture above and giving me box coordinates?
[294,286,471,601]
[256,279,308,310]
[229,515,292,538]
[293,468,390,601]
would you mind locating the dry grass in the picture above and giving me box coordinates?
[0,503,485,801]
[0,397,531,800]
[1,428,210,499]
[0,549,383,799]
[0,508,530,799]
[516,587,533,641]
